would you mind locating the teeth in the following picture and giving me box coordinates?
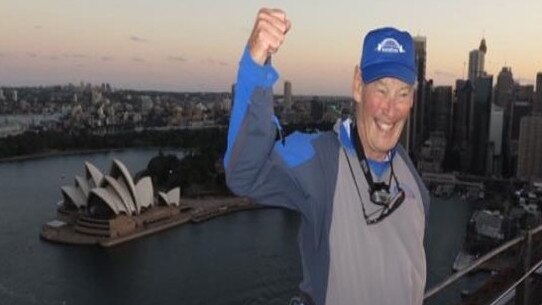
[376,121,393,131]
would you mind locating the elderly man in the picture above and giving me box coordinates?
[224,8,429,305]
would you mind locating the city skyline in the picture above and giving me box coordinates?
[1,0,542,95]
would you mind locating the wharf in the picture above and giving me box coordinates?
[41,197,258,247]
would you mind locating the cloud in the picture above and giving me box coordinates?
[26,52,38,58]
[129,35,148,43]
[101,56,113,61]
[62,53,87,59]
[132,57,145,62]
[167,56,187,62]
[205,58,229,67]
[34,25,43,30]
[49,55,58,60]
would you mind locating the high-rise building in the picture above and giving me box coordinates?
[284,81,292,111]
[470,75,493,175]
[502,85,534,177]
[535,72,542,114]
[494,67,514,108]
[489,103,504,174]
[517,115,542,181]
[468,38,487,81]
[411,35,427,152]
[432,86,453,140]
[452,79,475,173]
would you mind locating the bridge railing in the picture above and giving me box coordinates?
[424,224,542,305]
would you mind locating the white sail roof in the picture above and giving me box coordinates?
[89,188,127,215]
[61,185,87,208]
[110,159,138,209]
[158,192,169,206]
[167,187,180,206]
[101,175,137,215]
[158,187,180,207]
[135,177,153,213]
[74,175,91,198]
[84,162,104,187]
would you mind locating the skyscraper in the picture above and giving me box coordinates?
[432,86,453,140]
[489,103,504,174]
[535,72,542,113]
[502,84,534,177]
[468,38,487,81]
[411,35,427,152]
[284,80,292,111]
[517,115,542,181]
[494,67,514,108]
[452,79,475,172]
[470,75,493,175]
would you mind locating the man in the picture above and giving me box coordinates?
[224,8,429,305]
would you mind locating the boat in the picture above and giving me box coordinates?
[452,248,477,272]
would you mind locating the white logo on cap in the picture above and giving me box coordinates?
[376,38,405,53]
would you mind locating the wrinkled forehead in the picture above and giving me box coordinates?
[366,77,414,91]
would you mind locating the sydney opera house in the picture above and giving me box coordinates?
[41,159,189,246]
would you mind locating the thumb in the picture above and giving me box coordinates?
[284,18,292,34]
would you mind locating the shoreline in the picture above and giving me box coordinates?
[0,146,182,163]
[41,197,259,247]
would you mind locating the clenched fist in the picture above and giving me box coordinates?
[248,8,291,66]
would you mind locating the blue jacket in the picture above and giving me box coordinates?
[225,47,430,305]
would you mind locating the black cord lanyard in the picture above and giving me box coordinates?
[350,123,394,195]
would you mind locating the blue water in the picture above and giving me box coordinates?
[0,149,474,305]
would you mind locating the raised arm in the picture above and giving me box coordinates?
[224,9,308,210]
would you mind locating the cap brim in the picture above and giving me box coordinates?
[362,62,416,85]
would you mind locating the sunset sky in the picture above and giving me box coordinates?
[1,0,542,95]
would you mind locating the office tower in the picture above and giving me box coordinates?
[432,86,453,140]
[452,79,475,172]
[502,85,534,177]
[284,81,292,111]
[470,75,493,175]
[535,72,542,113]
[468,38,487,81]
[422,79,434,142]
[489,103,504,174]
[410,35,427,153]
[517,115,542,181]
[494,67,514,108]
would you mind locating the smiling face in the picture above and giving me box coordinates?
[352,66,414,161]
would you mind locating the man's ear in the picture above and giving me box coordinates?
[352,65,363,104]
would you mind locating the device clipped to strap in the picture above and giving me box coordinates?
[347,123,405,224]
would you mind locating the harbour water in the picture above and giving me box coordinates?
[0,149,476,305]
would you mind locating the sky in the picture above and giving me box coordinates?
[1,0,542,96]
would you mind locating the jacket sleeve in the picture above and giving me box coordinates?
[224,47,314,212]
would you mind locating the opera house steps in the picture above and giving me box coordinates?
[40,159,257,247]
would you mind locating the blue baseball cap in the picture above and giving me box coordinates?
[360,27,416,85]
